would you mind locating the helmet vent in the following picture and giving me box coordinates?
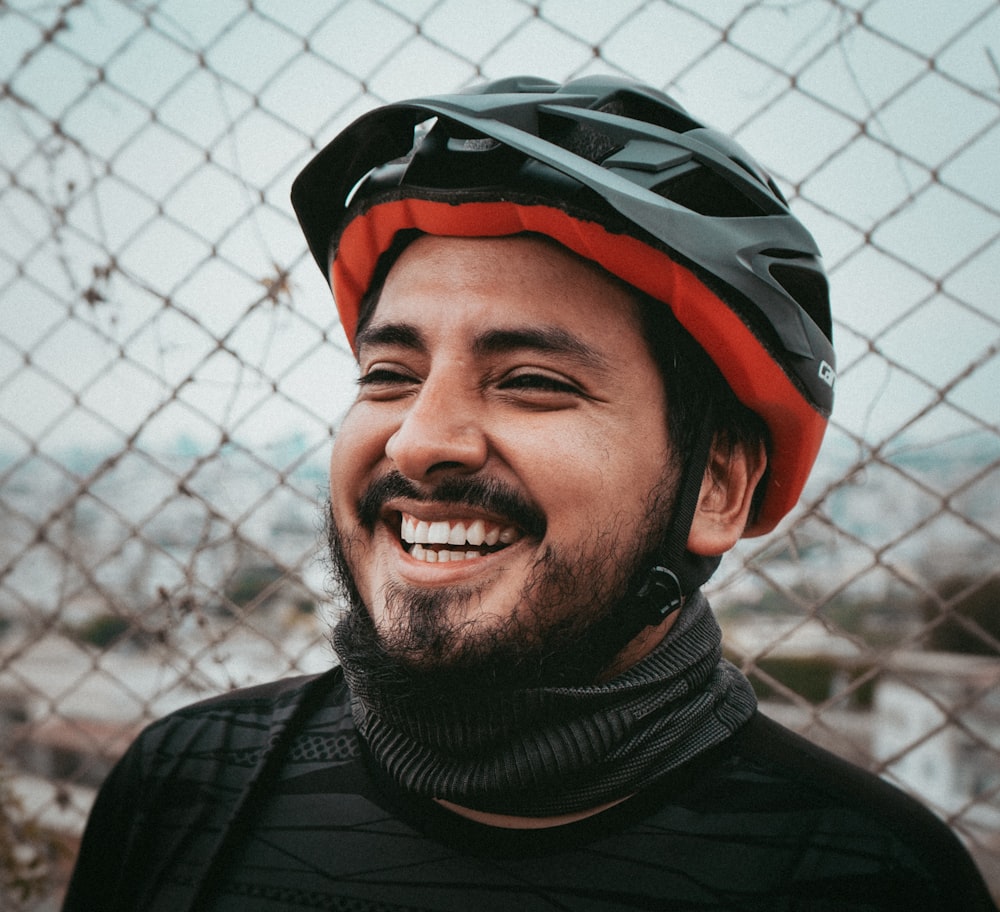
[766,176,788,206]
[538,88,700,165]
[404,119,525,189]
[651,168,770,218]
[538,110,622,164]
[597,92,700,134]
[448,136,503,153]
[768,262,832,341]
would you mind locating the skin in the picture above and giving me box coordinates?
[328,234,765,825]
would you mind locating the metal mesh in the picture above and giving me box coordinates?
[1,0,998,904]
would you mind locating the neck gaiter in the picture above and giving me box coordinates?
[334,590,756,817]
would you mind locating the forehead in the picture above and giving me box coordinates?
[359,234,649,353]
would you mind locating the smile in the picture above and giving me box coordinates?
[400,511,521,563]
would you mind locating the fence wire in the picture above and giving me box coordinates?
[1,0,998,905]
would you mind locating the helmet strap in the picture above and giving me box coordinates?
[631,409,722,630]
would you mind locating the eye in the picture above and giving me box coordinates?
[358,367,411,385]
[497,369,585,399]
[356,365,419,398]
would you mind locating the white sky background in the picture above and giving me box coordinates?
[0,0,998,469]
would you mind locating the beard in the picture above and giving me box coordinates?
[324,469,678,694]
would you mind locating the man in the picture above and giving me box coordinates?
[64,76,995,910]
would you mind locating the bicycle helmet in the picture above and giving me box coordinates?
[292,75,834,545]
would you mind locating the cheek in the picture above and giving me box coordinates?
[328,420,382,609]
[328,435,354,525]
[329,406,391,502]
[532,424,671,535]
[504,426,638,522]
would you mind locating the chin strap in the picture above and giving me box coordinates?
[631,408,721,630]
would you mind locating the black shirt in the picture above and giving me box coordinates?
[64,669,997,911]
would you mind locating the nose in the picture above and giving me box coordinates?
[384,375,489,482]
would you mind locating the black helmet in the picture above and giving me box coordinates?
[292,75,834,536]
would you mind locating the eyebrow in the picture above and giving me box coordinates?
[472,327,610,372]
[355,321,611,373]
[354,322,425,353]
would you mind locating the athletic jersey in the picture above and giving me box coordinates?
[63,669,997,911]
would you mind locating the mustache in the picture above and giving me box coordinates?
[357,471,546,538]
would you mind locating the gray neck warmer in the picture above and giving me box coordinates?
[337,591,757,817]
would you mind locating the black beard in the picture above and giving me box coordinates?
[323,472,677,693]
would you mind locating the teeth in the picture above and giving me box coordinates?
[467,519,485,546]
[411,543,478,563]
[428,521,450,544]
[400,512,522,552]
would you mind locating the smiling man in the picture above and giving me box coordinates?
[329,233,714,686]
[64,77,995,911]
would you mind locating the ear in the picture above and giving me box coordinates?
[687,438,768,557]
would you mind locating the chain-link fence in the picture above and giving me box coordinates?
[1,0,998,905]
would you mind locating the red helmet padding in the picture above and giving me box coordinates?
[331,198,826,536]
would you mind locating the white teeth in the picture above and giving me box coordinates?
[399,511,523,555]
[466,519,486,546]
[410,543,477,563]
[427,521,450,544]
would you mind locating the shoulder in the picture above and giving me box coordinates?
[717,711,995,904]
[733,712,958,831]
[127,667,352,774]
[85,668,356,863]
[159,667,347,718]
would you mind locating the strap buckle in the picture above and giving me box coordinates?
[635,566,684,620]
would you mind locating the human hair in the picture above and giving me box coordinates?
[633,291,770,524]
[353,228,423,340]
